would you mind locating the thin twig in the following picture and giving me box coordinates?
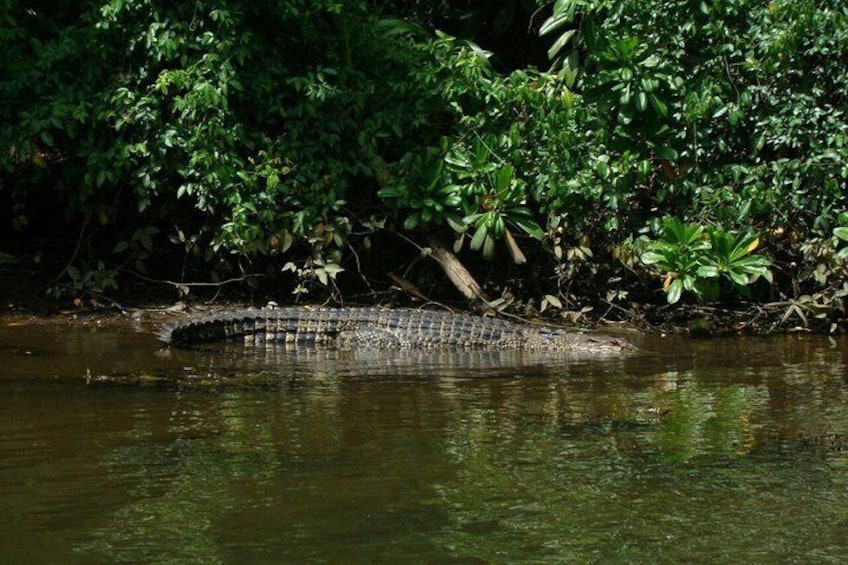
[602,300,656,331]
[346,241,376,297]
[724,56,740,99]
[57,210,91,282]
[127,270,261,288]
[472,130,509,166]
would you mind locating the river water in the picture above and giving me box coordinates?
[2,316,848,563]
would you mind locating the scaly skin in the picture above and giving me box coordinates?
[161,307,635,353]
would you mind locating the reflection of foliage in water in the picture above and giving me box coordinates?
[428,358,848,561]
[49,336,848,562]
[75,393,289,563]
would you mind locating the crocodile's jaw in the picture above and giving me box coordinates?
[527,329,635,353]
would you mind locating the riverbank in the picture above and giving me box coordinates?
[0,256,837,337]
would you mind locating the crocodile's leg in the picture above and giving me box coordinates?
[335,329,404,349]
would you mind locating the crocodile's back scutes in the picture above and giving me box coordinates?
[161,307,634,353]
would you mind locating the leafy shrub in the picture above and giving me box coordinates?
[641,218,771,304]
[2,0,847,313]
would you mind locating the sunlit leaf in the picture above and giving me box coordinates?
[547,29,577,61]
[641,251,667,265]
[470,224,488,251]
[728,270,749,286]
[453,235,464,254]
[539,12,571,37]
[667,279,683,304]
[543,294,562,309]
[834,227,848,242]
[696,265,719,278]
[482,234,496,259]
[504,229,526,265]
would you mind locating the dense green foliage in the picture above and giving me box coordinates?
[2,0,847,323]
[641,218,771,304]
[539,0,848,308]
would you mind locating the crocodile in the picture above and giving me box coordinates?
[161,307,635,353]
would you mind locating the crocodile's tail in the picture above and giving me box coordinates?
[160,308,272,346]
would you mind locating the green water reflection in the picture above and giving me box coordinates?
[1,325,848,563]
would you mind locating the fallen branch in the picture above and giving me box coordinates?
[387,271,428,300]
[428,236,488,305]
[359,144,487,306]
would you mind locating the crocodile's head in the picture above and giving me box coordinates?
[570,332,636,353]
[530,327,636,353]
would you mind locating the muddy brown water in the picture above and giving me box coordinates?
[2,315,848,563]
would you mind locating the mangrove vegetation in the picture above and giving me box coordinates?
[2,0,847,331]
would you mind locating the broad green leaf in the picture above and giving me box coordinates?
[445,214,466,232]
[561,87,575,109]
[492,215,506,237]
[440,193,459,207]
[482,234,496,259]
[548,29,577,61]
[539,12,572,37]
[696,265,719,278]
[507,206,535,219]
[650,94,668,117]
[636,91,648,112]
[727,270,749,286]
[690,240,712,252]
[464,213,483,225]
[281,230,293,253]
[712,106,729,118]
[656,146,679,161]
[424,161,444,192]
[467,40,493,65]
[403,213,420,231]
[377,187,402,199]
[667,279,683,304]
[640,251,667,265]
[834,227,848,241]
[494,165,514,194]
[375,18,428,38]
[510,217,545,240]
[470,224,488,250]
[444,151,470,169]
